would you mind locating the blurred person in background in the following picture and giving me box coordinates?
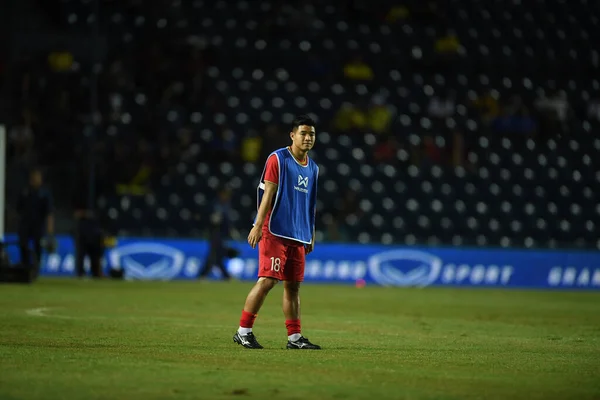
[331,101,368,133]
[421,134,445,166]
[210,124,239,163]
[241,130,263,163]
[367,94,393,134]
[16,168,54,271]
[471,90,500,124]
[72,167,105,278]
[428,90,456,120]
[198,187,236,281]
[373,134,399,163]
[343,54,374,81]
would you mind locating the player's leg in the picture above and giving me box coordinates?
[215,246,231,280]
[89,243,103,278]
[32,233,43,271]
[283,246,321,350]
[242,277,278,315]
[234,278,278,349]
[233,236,285,349]
[18,229,31,268]
[74,237,86,278]
[283,280,301,340]
[198,243,215,279]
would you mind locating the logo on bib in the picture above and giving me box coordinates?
[298,175,309,187]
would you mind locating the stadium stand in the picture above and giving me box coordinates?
[4,0,600,249]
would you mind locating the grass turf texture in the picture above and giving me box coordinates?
[0,279,598,400]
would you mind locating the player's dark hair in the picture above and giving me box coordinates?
[292,115,316,131]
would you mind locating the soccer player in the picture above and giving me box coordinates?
[233,115,321,350]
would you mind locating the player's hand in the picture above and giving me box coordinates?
[306,242,314,255]
[247,226,262,249]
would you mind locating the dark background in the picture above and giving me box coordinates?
[1,0,598,250]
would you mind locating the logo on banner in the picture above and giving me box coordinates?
[109,243,185,280]
[367,250,443,287]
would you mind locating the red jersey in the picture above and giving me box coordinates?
[261,151,308,247]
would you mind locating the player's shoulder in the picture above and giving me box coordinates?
[266,148,287,161]
[272,147,290,157]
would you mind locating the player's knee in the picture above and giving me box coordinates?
[283,281,301,295]
[257,277,278,293]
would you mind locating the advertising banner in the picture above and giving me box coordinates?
[3,234,599,289]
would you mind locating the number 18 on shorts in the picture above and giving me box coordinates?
[258,236,306,282]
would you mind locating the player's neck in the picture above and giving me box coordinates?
[288,145,308,164]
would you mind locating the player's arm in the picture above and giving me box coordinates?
[253,181,278,230]
[247,181,278,248]
[306,167,318,254]
[306,215,316,254]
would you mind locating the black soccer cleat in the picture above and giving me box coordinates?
[286,336,321,350]
[233,331,264,349]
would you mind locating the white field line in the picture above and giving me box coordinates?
[23,307,348,334]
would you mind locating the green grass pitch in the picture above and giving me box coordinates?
[0,279,599,400]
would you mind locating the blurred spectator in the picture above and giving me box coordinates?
[373,135,398,163]
[535,90,569,122]
[471,90,500,123]
[367,95,393,134]
[175,127,196,163]
[324,219,351,242]
[199,187,235,281]
[428,91,455,119]
[421,134,444,166]
[241,130,263,163]
[332,102,368,133]
[116,139,153,196]
[385,5,409,23]
[72,166,105,279]
[16,168,54,270]
[451,131,467,168]
[211,125,239,163]
[434,30,460,54]
[491,106,537,135]
[47,51,73,73]
[343,55,374,81]
[337,188,364,224]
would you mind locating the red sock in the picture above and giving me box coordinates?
[239,310,257,328]
[285,319,301,336]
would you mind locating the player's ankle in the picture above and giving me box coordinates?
[288,333,301,341]
[239,310,257,331]
[238,327,252,335]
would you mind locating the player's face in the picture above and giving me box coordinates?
[291,125,316,151]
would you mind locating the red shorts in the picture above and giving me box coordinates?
[258,233,306,282]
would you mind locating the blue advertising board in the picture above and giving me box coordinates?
[3,234,600,289]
